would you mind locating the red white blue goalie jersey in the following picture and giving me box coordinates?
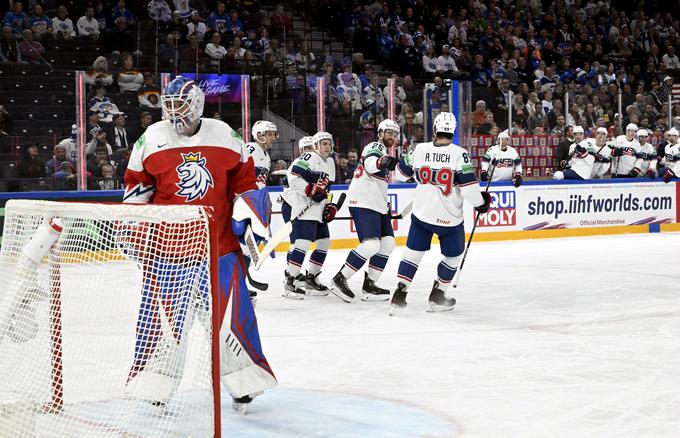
[123,118,257,255]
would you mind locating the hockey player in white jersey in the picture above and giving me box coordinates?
[246,120,277,188]
[553,126,594,180]
[609,123,642,178]
[280,132,339,298]
[636,129,658,178]
[480,130,523,187]
[243,120,277,303]
[589,127,613,178]
[662,132,680,183]
[329,119,400,303]
[390,112,491,313]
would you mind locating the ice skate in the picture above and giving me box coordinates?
[303,271,329,296]
[427,281,456,312]
[389,283,408,316]
[361,272,390,302]
[231,395,254,414]
[329,272,355,303]
[282,271,305,300]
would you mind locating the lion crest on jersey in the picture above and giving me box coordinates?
[175,152,214,201]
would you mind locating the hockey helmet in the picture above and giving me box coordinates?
[312,131,334,154]
[497,129,510,140]
[625,123,638,132]
[161,76,205,134]
[669,127,680,137]
[298,136,314,155]
[433,112,457,136]
[252,120,278,144]
[596,127,608,136]
[637,128,648,138]
[572,125,584,134]
[378,119,400,137]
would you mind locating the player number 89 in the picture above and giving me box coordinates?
[416,166,453,196]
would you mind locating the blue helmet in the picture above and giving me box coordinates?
[161,76,205,134]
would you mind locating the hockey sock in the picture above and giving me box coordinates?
[436,256,461,286]
[367,236,395,281]
[287,239,311,276]
[396,248,425,286]
[340,238,380,279]
[308,238,330,275]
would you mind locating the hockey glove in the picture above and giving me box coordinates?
[490,157,498,166]
[512,173,523,187]
[480,170,489,182]
[322,202,338,223]
[663,169,675,183]
[305,182,328,202]
[475,191,492,214]
[646,169,657,179]
[377,155,399,171]
[574,144,587,156]
[559,160,569,170]
[628,168,640,177]
[610,148,621,157]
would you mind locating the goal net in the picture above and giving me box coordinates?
[0,200,221,438]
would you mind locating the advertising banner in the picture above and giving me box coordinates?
[180,73,242,103]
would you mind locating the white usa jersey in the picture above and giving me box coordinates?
[638,142,657,175]
[245,142,271,189]
[398,142,484,227]
[281,152,335,222]
[480,144,522,181]
[347,141,391,214]
[589,140,612,178]
[567,140,595,179]
[612,135,641,175]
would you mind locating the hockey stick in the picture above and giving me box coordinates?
[451,163,496,288]
[255,193,347,270]
[333,200,413,221]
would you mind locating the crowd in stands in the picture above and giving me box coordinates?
[2,0,680,191]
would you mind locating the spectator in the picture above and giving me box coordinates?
[16,142,46,179]
[105,17,135,55]
[77,6,101,39]
[181,33,205,68]
[662,46,680,71]
[336,155,353,184]
[267,159,288,186]
[97,163,120,190]
[148,0,172,23]
[242,29,263,55]
[0,26,21,63]
[45,144,73,177]
[17,29,45,64]
[525,92,546,132]
[172,0,192,20]
[224,9,244,37]
[88,82,111,110]
[52,6,75,40]
[28,4,52,40]
[116,53,144,93]
[85,56,114,87]
[422,45,437,74]
[207,2,229,34]
[205,32,227,67]
[270,4,291,38]
[3,1,27,37]
[231,36,245,59]
[129,111,153,141]
[186,11,207,40]
[86,146,112,178]
[472,100,487,130]
[555,126,575,167]
[54,161,77,187]
[362,73,385,110]
[158,33,178,65]
[111,0,136,26]
[347,148,359,175]
[107,113,131,150]
[436,44,457,75]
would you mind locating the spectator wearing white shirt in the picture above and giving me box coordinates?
[361,73,385,110]
[52,6,75,39]
[662,46,680,71]
[77,6,100,39]
[422,45,437,74]
[205,32,227,67]
[116,53,144,93]
[186,11,207,40]
[436,45,457,75]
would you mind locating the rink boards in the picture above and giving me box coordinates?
[0,179,679,251]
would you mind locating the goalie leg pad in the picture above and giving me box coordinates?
[217,252,277,398]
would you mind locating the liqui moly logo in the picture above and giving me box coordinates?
[477,191,516,227]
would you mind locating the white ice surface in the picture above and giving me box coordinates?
[233,232,680,438]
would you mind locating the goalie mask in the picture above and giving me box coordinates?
[252,120,278,148]
[312,131,334,157]
[161,76,205,135]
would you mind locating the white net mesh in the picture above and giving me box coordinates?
[0,200,218,438]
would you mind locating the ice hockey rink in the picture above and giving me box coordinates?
[229,232,680,438]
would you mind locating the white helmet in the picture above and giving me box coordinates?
[433,112,457,135]
[573,125,584,134]
[596,127,608,135]
[497,129,510,140]
[312,131,334,152]
[161,76,205,134]
[669,127,680,136]
[626,123,638,132]
[637,128,648,137]
[298,136,314,155]
[252,120,278,143]
[378,119,400,138]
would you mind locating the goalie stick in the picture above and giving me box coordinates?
[451,163,496,288]
[254,193,346,270]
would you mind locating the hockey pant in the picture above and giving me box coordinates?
[126,252,276,402]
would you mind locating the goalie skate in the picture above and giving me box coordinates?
[427,282,456,313]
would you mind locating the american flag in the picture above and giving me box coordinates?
[673,83,680,103]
